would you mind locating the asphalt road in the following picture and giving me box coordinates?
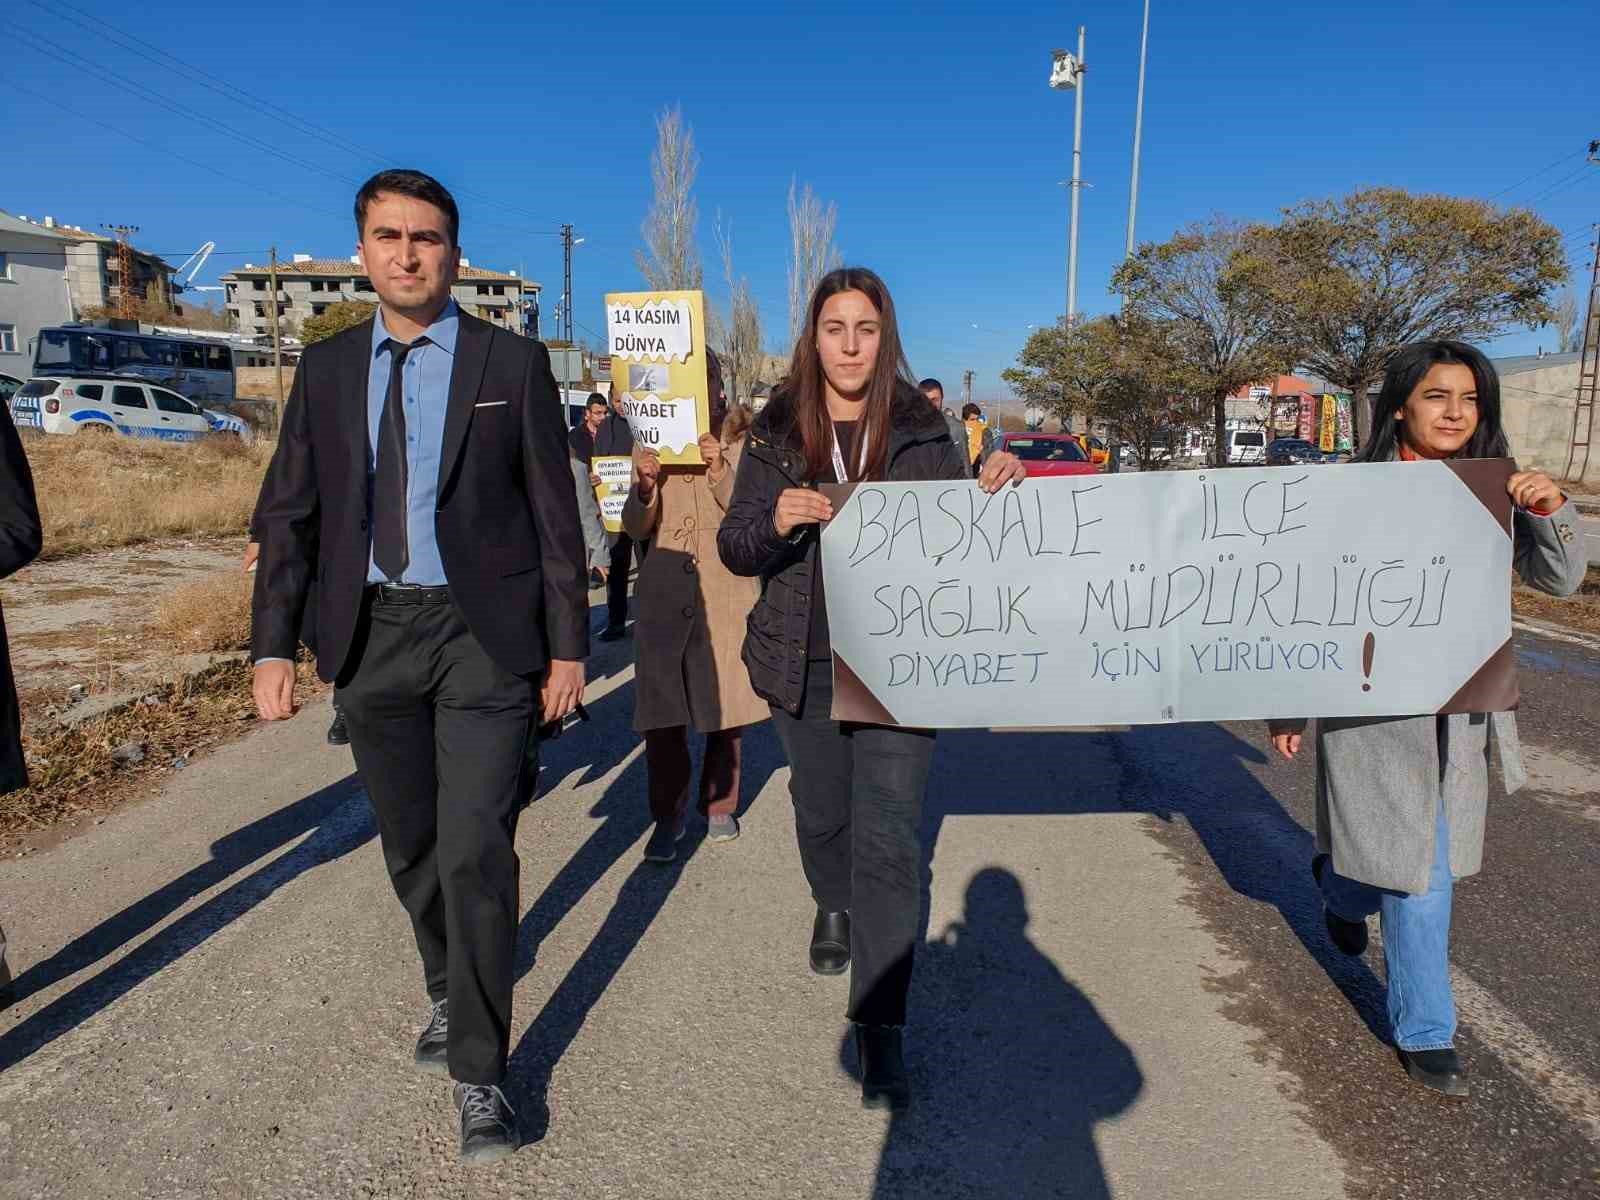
[0,618,1596,1198]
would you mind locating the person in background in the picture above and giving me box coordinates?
[567,393,608,472]
[242,534,347,745]
[590,388,639,642]
[960,402,987,475]
[918,377,966,455]
[718,267,1026,1113]
[570,449,611,590]
[623,355,766,860]
[0,401,42,1009]
[1269,340,1587,1100]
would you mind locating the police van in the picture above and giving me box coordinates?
[8,375,248,442]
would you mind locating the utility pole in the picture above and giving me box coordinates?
[1565,224,1599,483]
[1124,0,1150,261]
[104,224,140,319]
[559,223,575,343]
[269,246,285,429]
[962,370,975,410]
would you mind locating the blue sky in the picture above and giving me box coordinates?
[6,0,1597,410]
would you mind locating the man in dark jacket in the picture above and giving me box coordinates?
[0,402,43,1005]
[591,387,639,641]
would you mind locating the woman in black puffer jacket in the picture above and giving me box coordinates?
[717,267,1024,1112]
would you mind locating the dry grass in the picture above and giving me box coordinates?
[2,657,323,844]
[149,568,254,654]
[1514,564,1600,637]
[23,430,272,561]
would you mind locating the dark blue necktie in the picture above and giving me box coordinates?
[373,337,423,580]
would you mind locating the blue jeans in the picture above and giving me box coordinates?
[1318,799,1456,1052]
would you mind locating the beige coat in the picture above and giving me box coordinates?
[621,437,768,734]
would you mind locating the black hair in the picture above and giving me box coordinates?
[961,403,981,420]
[1357,339,1509,462]
[354,169,460,247]
[585,392,608,408]
[918,377,943,394]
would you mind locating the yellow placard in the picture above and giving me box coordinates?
[1319,394,1337,452]
[604,289,710,466]
[593,455,632,535]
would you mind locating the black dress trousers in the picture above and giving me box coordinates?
[336,592,536,1085]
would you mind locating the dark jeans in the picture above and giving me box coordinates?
[770,662,936,1026]
[336,593,536,1086]
[606,534,638,630]
[645,727,741,824]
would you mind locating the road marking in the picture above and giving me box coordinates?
[1513,619,1600,653]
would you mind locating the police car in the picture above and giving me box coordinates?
[9,375,251,443]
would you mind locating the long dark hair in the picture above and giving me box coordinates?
[784,267,913,481]
[1357,340,1509,462]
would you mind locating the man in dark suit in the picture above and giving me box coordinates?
[0,402,43,1007]
[251,169,587,1164]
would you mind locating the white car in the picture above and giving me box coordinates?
[11,375,217,443]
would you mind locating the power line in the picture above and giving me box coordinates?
[28,0,571,232]
[1489,149,1587,200]
[1527,162,1597,207]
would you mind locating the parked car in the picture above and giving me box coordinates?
[1266,437,1328,466]
[9,375,220,442]
[1225,428,1267,465]
[996,432,1100,478]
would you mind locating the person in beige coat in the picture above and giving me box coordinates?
[623,357,767,861]
[1270,340,1587,1101]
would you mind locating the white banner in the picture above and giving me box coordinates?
[819,461,1517,727]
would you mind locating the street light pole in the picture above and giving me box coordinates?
[1067,24,1086,325]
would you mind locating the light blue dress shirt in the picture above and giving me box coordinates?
[367,300,458,586]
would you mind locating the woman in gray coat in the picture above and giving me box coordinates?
[1270,340,1587,1099]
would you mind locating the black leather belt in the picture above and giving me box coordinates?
[369,583,452,606]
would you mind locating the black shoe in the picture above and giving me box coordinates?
[855,1024,911,1112]
[642,821,685,863]
[325,707,350,746]
[453,1082,519,1164]
[413,999,449,1076]
[1397,1047,1469,1099]
[597,624,629,642]
[1311,854,1369,956]
[810,909,850,975]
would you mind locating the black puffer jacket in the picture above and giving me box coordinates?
[717,381,968,715]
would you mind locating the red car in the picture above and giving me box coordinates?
[996,432,1100,477]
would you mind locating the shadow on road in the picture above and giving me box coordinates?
[0,772,373,1072]
[844,868,1142,1200]
[506,660,786,1143]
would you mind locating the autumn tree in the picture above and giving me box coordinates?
[1249,188,1567,444]
[1552,288,1583,354]
[1113,217,1293,467]
[301,300,376,344]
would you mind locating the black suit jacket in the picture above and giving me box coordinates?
[0,407,43,794]
[250,311,589,682]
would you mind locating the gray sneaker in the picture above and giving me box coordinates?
[413,999,448,1075]
[706,813,740,843]
[453,1082,519,1164]
[643,821,685,862]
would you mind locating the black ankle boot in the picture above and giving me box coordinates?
[809,909,850,975]
[854,1023,911,1112]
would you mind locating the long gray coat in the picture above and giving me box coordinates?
[1314,501,1588,894]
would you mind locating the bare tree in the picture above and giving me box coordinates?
[1553,288,1583,353]
[637,107,704,291]
[714,212,764,407]
[787,178,840,342]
